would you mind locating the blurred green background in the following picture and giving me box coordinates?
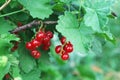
[40,1,120,80]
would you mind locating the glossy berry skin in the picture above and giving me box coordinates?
[26,42,34,50]
[31,39,41,48]
[36,31,45,41]
[46,31,53,38]
[61,53,69,60]
[31,50,41,59]
[60,37,66,44]
[55,45,62,54]
[63,43,73,53]
[43,36,51,45]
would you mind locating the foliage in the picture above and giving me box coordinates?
[0,0,120,80]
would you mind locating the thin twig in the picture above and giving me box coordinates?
[0,0,11,11]
[9,20,57,34]
[0,8,26,17]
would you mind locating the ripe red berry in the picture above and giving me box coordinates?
[43,36,51,44]
[60,37,66,44]
[63,43,73,53]
[31,50,41,59]
[44,41,51,47]
[31,39,41,48]
[61,53,69,60]
[46,31,53,38]
[42,46,49,51]
[26,42,34,50]
[55,45,62,54]
[36,31,45,41]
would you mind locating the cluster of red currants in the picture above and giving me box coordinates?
[55,37,73,60]
[11,41,19,52]
[25,30,53,59]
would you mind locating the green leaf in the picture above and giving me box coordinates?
[18,43,36,73]
[12,66,22,80]
[18,0,53,19]
[83,8,102,32]
[56,12,86,53]
[21,69,41,80]
[0,34,19,55]
[77,65,96,80]
[83,0,114,32]
[0,33,19,42]
[7,54,19,66]
[0,18,16,34]
[0,56,8,70]
[0,56,11,80]
[91,38,102,55]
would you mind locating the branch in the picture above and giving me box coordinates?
[0,0,11,11]
[9,20,57,34]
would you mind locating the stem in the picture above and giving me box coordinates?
[9,20,57,34]
[59,41,67,55]
[0,0,11,11]
[0,8,26,17]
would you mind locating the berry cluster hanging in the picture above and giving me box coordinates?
[55,37,73,60]
[25,21,73,60]
[25,25,53,59]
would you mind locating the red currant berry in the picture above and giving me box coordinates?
[34,52,40,59]
[36,31,45,41]
[60,36,66,44]
[31,50,41,59]
[17,22,22,27]
[42,46,49,51]
[44,41,51,47]
[55,45,62,54]
[61,53,69,60]
[63,43,73,53]
[11,45,18,52]
[26,42,34,50]
[46,31,53,38]
[43,36,51,44]
[68,41,73,47]
[31,39,41,48]
[5,74,10,79]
